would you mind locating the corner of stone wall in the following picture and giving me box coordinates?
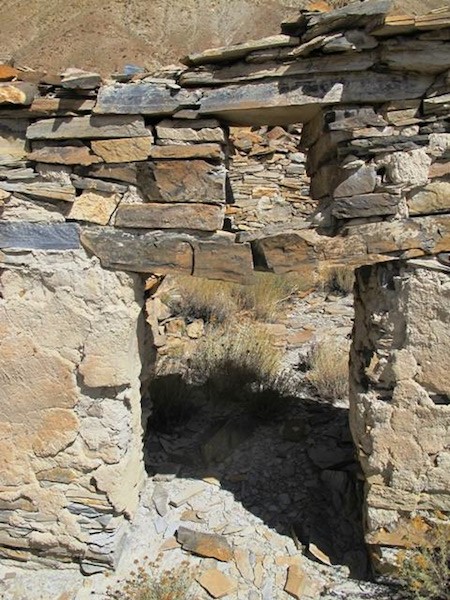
[0,248,149,572]
[349,259,450,572]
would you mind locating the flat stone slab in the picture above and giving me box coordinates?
[115,203,225,231]
[197,568,238,598]
[331,193,399,218]
[80,227,194,275]
[176,526,233,561]
[183,34,299,67]
[0,222,80,250]
[169,482,205,508]
[199,72,433,125]
[27,115,150,140]
[80,227,253,282]
[94,83,199,115]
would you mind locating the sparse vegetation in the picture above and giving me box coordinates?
[169,272,301,325]
[305,336,350,401]
[397,517,450,600]
[189,321,282,399]
[107,560,195,600]
[318,265,355,296]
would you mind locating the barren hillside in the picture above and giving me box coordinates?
[0,0,444,75]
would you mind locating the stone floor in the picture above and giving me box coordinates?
[0,291,403,600]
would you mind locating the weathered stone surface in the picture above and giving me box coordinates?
[27,115,149,140]
[199,72,433,125]
[408,181,450,215]
[61,68,102,90]
[0,250,146,564]
[148,143,223,160]
[0,119,27,166]
[332,193,399,219]
[115,203,225,231]
[169,483,205,508]
[91,136,153,163]
[0,180,76,202]
[302,0,393,42]
[193,234,254,283]
[381,40,450,74]
[0,82,37,106]
[350,262,450,555]
[0,194,68,223]
[177,527,233,561]
[333,164,377,198]
[284,565,317,599]
[28,142,103,166]
[68,190,121,225]
[429,161,450,179]
[183,34,299,66]
[155,119,225,143]
[378,148,432,187]
[95,83,198,115]
[0,222,80,250]
[29,97,96,115]
[197,569,237,598]
[139,160,226,203]
[80,227,194,275]
[71,175,127,195]
[181,52,377,87]
[82,163,139,185]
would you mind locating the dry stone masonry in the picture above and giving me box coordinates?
[0,0,449,575]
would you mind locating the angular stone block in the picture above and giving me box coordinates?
[0,222,80,250]
[95,83,199,115]
[148,143,224,160]
[27,115,149,140]
[82,163,139,185]
[91,136,153,163]
[333,165,377,198]
[68,191,121,225]
[156,119,225,143]
[28,142,103,166]
[0,82,37,106]
[0,119,28,166]
[332,193,399,218]
[139,160,226,203]
[115,203,225,231]
[80,227,194,275]
[408,181,450,216]
[193,234,254,282]
[176,527,233,561]
[0,181,76,202]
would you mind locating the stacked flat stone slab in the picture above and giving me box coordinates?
[228,124,312,232]
[0,0,449,574]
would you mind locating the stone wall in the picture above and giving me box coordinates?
[0,0,449,573]
[0,250,148,571]
[228,125,312,232]
[350,259,450,567]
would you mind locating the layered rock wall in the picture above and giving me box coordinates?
[0,0,449,572]
[0,251,148,571]
[350,260,450,567]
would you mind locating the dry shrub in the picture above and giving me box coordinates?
[168,276,238,324]
[237,272,301,322]
[170,273,301,324]
[318,265,355,296]
[189,321,282,401]
[306,336,350,401]
[397,517,450,600]
[107,561,194,600]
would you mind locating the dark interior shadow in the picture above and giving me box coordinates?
[142,374,370,580]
